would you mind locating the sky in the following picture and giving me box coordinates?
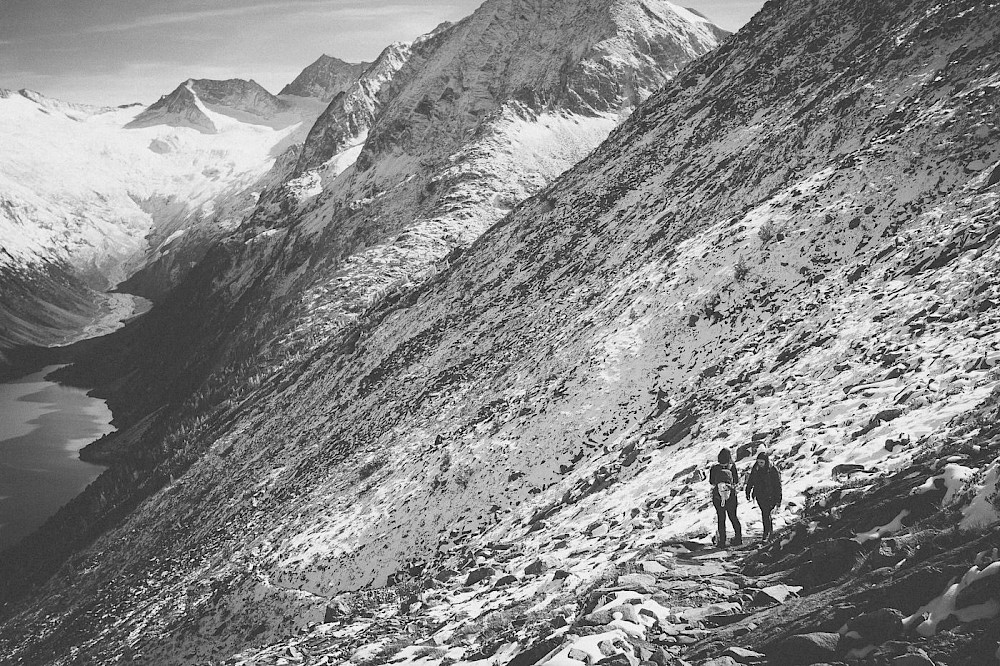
[0,0,765,106]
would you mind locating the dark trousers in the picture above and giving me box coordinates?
[713,494,741,546]
[758,500,775,539]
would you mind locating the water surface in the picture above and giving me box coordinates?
[0,366,112,551]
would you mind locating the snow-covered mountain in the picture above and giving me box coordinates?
[0,73,342,368]
[293,41,415,175]
[279,55,371,101]
[12,0,1000,664]
[126,78,296,133]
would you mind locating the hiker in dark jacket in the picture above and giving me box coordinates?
[709,447,741,547]
[745,448,782,540]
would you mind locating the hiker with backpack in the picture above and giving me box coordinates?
[709,447,742,547]
[745,447,782,540]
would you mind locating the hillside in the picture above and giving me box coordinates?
[3,0,1000,664]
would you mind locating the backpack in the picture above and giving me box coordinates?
[713,464,734,503]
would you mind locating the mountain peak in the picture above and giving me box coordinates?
[126,77,292,133]
[279,55,370,101]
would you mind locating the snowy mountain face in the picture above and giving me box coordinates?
[293,41,414,175]
[0,76,338,369]
[126,78,295,133]
[8,0,1000,664]
[279,55,371,101]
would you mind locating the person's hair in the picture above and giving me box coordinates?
[718,448,732,464]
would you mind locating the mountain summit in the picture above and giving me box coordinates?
[126,78,293,133]
[279,55,370,101]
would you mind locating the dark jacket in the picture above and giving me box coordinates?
[709,462,739,502]
[746,462,781,506]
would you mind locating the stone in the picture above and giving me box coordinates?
[525,559,547,576]
[891,652,935,666]
[844,608,904,645]
[755,584,801,605]
[699,658,739,666]
[493,574,518,588]
[619,573,657,588]
[721,646,766,663]
[640,560,670,575]
[596,654,633,666]
[568,648,591,662]
[955,569,1000,609]
[465,567,496,586]
[772,632,841,665]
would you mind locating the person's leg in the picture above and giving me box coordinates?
[759,500,773,539]
[714,497,727,547]
[727,496,742,545]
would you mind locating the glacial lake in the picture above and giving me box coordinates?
[0,366,112,551]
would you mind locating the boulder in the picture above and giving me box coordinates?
[721,646,766,663]
[640,560,670,575]
[493,574,518,588]
[699,658,739,666]
[771,632,841,665]
[465,567,496,586]
[891,652,935,666]
[842,608,904,647]
[525,559,547,576]
[619,573,657,589]
[955,568,1000,609]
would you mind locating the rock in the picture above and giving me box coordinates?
[435,568,459,581]
[507,638,565,666]
[871,408,903,425]
[699,658,739,666]
[805,539,862,583]
[568,648,592,662]
[619,573,657,588]
[754,584,801,605]
[771,632,841,665]
[465,567,496,586]
[831,463,867,477]
[843,608,903,648]
[720,647,766,663]
[596,654,633,666]
[640,560,670,575]
[525,559,547,576]
[891,652,935,666]
[955,568,1000,609]
[493,574,518,588]
[591,523,611,537]
[553,569,572,580]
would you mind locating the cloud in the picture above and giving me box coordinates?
[73,1,457,36]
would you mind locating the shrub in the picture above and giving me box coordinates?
[734,257,750,282]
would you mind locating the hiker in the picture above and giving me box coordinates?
[746,447,782,540]
[709,447,742,547]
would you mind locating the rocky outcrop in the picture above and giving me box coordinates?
[279,54,369,101]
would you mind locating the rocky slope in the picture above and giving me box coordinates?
[280,55,371,102]
[5,0,1000,664]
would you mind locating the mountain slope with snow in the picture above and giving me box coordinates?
[10,0,1000,664]
[279,55,371,101]
[0,77,335,366]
